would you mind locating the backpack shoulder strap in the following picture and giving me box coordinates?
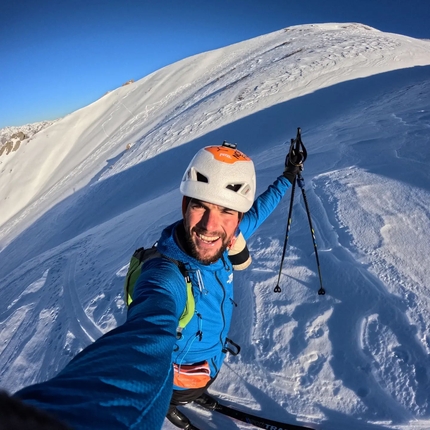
[124,247,196,336]
[172,261,195,337]
[160,256,195,337]
[124,245,160,306]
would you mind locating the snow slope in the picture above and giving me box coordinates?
[1,23,430,429]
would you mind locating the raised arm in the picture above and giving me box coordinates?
[239,141,306,240]
[239,175,291,239]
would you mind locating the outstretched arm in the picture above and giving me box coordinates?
[15,260,186,430]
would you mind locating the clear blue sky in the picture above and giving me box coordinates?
[1,0,429,128]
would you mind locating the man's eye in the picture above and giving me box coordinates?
[191,203,204,210]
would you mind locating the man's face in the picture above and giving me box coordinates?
[183,199,240,264]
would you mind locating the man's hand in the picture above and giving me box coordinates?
[283,150,304,184]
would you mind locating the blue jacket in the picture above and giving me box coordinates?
[15,176,290,430]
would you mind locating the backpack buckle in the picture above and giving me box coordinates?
[222,337,241,356]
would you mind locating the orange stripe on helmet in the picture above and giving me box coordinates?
[205,146,251,164]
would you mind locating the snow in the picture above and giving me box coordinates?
[1,22,430,429]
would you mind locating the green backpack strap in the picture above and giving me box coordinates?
[124,247,159,306]
[175,263,195,339]
[124,247,196,335]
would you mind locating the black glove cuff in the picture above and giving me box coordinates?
[283,171,296,184]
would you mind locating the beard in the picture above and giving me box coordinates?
[185,226,232,265]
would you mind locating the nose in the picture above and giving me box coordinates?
[200,208,220,232]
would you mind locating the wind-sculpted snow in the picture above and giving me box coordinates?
[1,24,430,238]
[1,23,430,429]
[312,168,430,419]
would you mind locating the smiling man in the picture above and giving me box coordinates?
[143,142,303,429]
[183,198,240,264]
[180,145,255,265]
[14,142,303,430]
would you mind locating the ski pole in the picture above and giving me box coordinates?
[274,174,296,293]
[274,129,305,293]
[297,174,325,295]
[275,128,325,295]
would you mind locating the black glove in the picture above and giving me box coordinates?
[283,149,304,184]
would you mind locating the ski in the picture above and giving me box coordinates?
[194,393,316,430]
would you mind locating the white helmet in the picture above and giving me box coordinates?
[180,143,256,212]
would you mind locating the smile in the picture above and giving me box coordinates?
[197,233,220,243]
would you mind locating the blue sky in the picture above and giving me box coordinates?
[1,0,429,129]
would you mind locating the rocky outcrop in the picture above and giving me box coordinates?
[0,132,27,156]
[0,120,56,157]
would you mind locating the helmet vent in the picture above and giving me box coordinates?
[226,183,242,192]
[196,171,209,183]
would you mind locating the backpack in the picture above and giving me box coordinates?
[123,245,195,338]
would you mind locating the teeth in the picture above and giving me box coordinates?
[198,233,219,242]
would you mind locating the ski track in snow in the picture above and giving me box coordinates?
[63,252,103,343]
[1,23,430,430]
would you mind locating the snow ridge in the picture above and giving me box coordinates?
[1,23,430,430]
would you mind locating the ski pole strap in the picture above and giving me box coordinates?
[289,127,307,165]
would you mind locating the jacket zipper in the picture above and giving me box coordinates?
[214,271,227,351]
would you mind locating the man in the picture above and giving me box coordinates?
[14,142,303,430]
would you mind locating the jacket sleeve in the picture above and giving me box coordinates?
[14,259,187,430]
[240,175,291,240]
